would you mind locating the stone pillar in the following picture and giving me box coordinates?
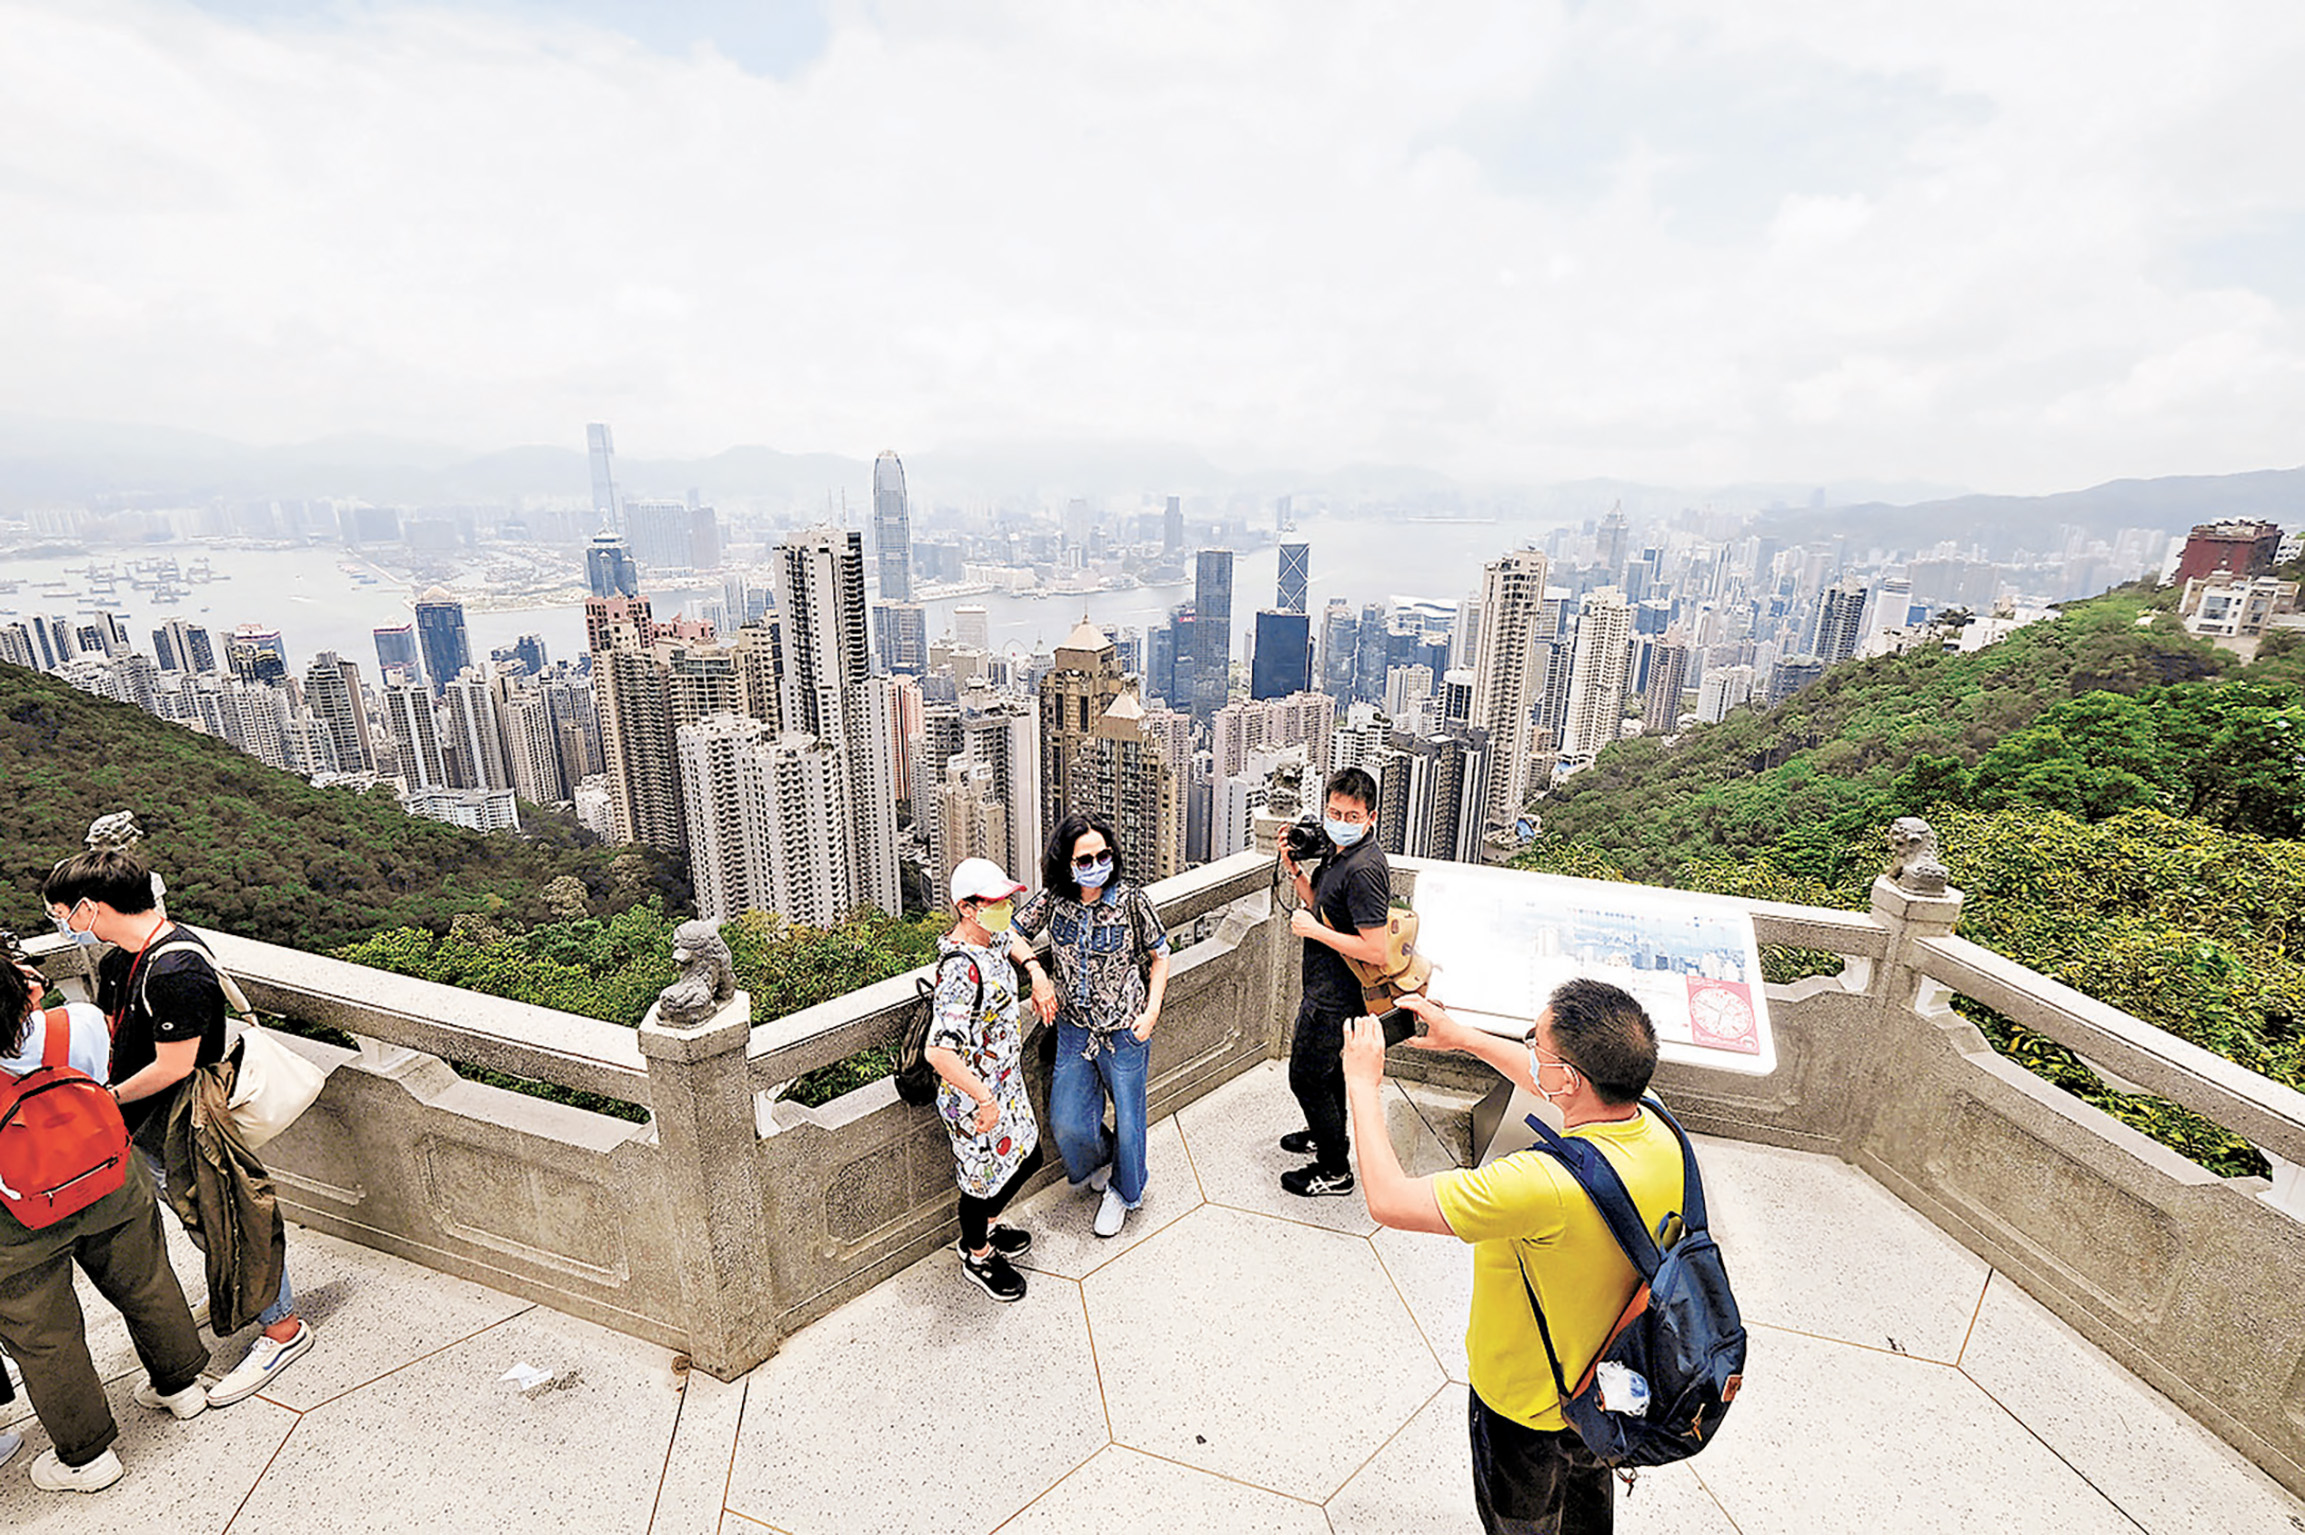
[639,991,778,1380]
[1866,817,1964,1015]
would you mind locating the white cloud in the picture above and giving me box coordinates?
[1,0,2302,493]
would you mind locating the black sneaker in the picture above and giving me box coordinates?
[1281,1164,1356,1198]
[1278,1129,1318,1156]
[987,1225,1032,1258]
[960,1248,1028,1302]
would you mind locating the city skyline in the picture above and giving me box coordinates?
[4,5,2303,495]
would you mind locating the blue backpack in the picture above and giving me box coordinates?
[1519,1099,1746,1474]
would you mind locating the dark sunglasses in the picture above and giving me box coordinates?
[1070,851,1113,870]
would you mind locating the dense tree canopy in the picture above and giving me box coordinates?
[0,662,687,946]
[1518,588,2305,1177]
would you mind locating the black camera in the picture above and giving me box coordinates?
[1379,1007,1427,1048]
[1284,817,1331,864]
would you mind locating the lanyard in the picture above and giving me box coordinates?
[109,920,176,1043]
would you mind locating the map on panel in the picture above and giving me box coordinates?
[1407,863,1778,1077]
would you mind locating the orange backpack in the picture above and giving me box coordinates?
[0,1009,130,1229]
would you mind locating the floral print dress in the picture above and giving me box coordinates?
[929,933,1040,1198]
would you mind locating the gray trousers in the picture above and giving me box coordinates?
[0,1157,208,1467]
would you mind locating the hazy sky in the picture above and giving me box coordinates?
[4,0,2302,493]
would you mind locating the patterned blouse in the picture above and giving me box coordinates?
[928,933,1040,1198]
[1013,882,1169,1059]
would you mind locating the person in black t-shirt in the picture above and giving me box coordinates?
[43,849,316,1410]
[1275,766,1393,1197]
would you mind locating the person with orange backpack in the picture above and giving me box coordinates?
[0,941,208,1494]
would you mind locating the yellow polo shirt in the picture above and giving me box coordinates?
[1431,1108,1686,1431]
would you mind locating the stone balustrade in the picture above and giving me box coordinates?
[27,843,2305,1499]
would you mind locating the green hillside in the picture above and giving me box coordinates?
[0,661,687,947]
[1521,587,2305,1177]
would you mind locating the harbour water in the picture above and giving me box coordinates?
[1,513,1563,677]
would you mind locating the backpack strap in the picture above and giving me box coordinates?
[39,1008,74,1072]
[1514,1098,1708,1402]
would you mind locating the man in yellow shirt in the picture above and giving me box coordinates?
[1343,979,1683,1535]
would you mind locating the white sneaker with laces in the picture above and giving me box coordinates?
[207,1321,314,1407]
[1093,1185,1130,1238]
[133,1378,208,1419]
[31,1447,123,1493]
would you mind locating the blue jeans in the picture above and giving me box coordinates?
[141,1151,295,1328]
[1049,1019,1150,1205]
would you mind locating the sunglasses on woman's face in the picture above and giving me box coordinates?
[1071,851,1111,870]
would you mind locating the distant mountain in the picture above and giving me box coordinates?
[0,411,2293,538]
[1762,468,2305,556]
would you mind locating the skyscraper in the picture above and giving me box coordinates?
[1320,600,1358,707]
[625,499,695,574]
[304,651,374,773]
[1813,581,1870,665]
[1192,548,1234,723]
[1470,549,1551,830]
[1597,504,1630,577]
[374,623,419,684]
[225,625,288,686]
[773,528,900,917]
[154,620,215,675]
[873,450,913,602]
[1038,618,1183,878]
[414,589,470,695]
[587,423,622,533]
[1162,496,1183,556]
[1277,543,1311,614]
[382,676,448,789]
[587,530,639,599]
[1559,587,1634,761]
[873,601,927,675]
[1250,609,1312,700]
[1642,635,1692,734]
[441,670,512,791]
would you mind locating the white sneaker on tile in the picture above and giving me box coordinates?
[31,1447,123,1493]
[1094,1185,1130,1238]
[133,1378,208,1419]
[207,1321,314,1407]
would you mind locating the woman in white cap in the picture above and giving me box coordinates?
[925,858,1044,1302]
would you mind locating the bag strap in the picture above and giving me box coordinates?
[1513,1098,1709,1401]
[136,928,257,1022]
[39,1008,73,1072]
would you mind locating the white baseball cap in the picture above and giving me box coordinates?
[950,857,1025,904]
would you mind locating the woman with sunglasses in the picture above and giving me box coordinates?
[1011,812,1170,1238]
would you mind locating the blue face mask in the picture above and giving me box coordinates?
[1076,855,1114,889]
[1324,817,1368,848]
[53,904,100,948]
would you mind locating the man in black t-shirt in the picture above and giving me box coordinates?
[1276,767,1393,1197]
[44,850,315,1410]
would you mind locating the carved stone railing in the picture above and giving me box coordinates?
[27,836,2305,1499]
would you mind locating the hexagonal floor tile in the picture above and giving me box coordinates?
[1174,1062,1452,1237]
[1084,1202,1444,1501]
[999,1445,1329,1534]
[729,1247,1105,1535]
[1010,1115,1203,1280]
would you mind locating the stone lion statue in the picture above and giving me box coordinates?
[1886,817,1950,896]
[86,811,146,851]
[657,919,738,1025]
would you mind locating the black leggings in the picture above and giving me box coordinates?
[958,1144,1045,1253]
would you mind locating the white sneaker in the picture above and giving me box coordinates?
[207,1321,314,1407]
[31,1447,123,1493]
[0,1429,20,1470]
[133,1378,208,1419]
[1093,1185,1130,1238]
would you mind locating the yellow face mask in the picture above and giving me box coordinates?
[976,899,1015,935]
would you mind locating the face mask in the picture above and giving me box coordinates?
[53,904,100,948]
[975,899,1015,935]
[1324,817,1368,848]
[1076,856,1114,889]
